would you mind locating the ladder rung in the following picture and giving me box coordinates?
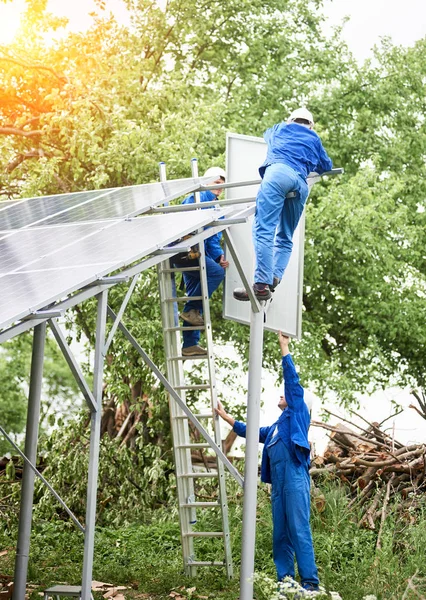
[163,296,203,302]
[170,355,209,361]
[175,413,213,419]
[161,267,201,273]
[165,326,206,332]
[186,560,226,567]
[180,502,220,508]
[175,384,210,390]
[178,472,218,478]
[176,443,212,449]
[183,532,224,538]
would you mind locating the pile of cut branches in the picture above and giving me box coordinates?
[310,409,426,534]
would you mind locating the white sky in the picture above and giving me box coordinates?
[219,344,426,455]
[322,0,425,61]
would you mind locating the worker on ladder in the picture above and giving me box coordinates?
[234,108,333,302]
[215,332,320,592]
[177,167,229,357]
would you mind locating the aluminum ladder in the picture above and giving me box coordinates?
[157,170,233,578]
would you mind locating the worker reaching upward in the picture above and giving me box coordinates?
[234,108,333,302]
[215,332,319,591]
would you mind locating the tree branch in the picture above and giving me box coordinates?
[411,388,426,420]
[0,55,67,83]
[0,127,42,138]
[375,473,394,553]
[53,173,70,193]
[5,150,43,173]
[142,23,175,91]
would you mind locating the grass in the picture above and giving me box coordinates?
[1,480,426,599]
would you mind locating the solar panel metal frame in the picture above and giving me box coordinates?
[0,176,217,236]
[0,203,253,342]
[0,176,223,328]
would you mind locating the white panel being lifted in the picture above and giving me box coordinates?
[223,132,306,338]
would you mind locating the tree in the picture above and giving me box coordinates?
[1,0,425,516]
[297,39,426,400]
[0,332,80,456]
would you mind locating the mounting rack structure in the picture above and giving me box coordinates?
[0,158,342,600]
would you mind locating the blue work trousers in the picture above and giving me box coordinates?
[253,163,308,285]
[267,438,319,588]
[182,256,225,348]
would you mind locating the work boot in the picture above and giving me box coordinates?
[180,309,204,326]
[233,283,272,302]
[302,584,320,593]
[271,277,281,292]
[233,287,250,301]
[182,345,208,357]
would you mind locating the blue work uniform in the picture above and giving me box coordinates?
[233,354,319,589]
[253,122,333,286]
[181,190,225,348]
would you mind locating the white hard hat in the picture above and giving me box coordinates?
[204,167,226,181]
[287,107,314,126]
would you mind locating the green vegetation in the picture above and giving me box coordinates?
[1,481,426,599]
[1,1,425,598]
[1,1,425,444]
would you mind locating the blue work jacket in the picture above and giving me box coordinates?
[183,191,223,261]
[233,354,311,484]
[260,122,333,181]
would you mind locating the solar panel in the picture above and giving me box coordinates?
[0,222,103,276]
[0,177,213,234]
[0,208,231,331]
[0,200,20,209]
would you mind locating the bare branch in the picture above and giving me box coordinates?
[0,127,42,138]
[5,150,43,173]
[375,474,394,552]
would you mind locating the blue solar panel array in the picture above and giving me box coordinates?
[0,177,225,331]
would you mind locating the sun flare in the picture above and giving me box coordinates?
[0,0,25,45]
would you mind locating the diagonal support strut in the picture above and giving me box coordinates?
[0,426,85,533]
[107,306,244,488]
[48,319,97,413]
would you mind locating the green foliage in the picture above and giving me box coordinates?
[0,0,424,404]
[0,331,80,455]
[2,480,426,599]
[0,0,425,545]
[30,412,175,528]
[296,169,426,402]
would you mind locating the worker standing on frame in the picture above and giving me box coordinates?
[215,332,320,592]
[177,167,229,357]
[234,108,332,302]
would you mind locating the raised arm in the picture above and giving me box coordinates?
[215,401,272,443]
[278,332,305,411]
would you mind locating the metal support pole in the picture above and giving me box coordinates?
[81,291,107,600]
[13,322,46,600]
[239,308,265,600]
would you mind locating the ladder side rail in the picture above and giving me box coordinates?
[158,259,197,576]
[157,163,197,576]
[190,159,234,578]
